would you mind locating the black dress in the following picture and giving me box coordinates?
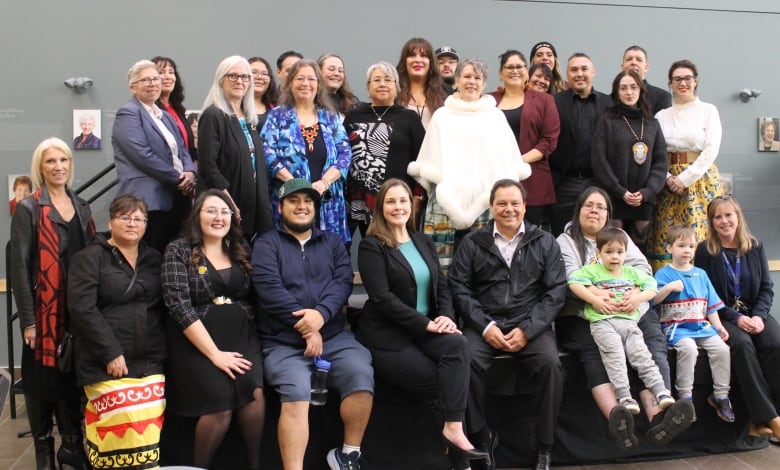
[165,260,263,416]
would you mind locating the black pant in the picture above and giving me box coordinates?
[370,333,470,422]
[549,176,596,236]
[724,315,780,423]
[144,193,191,254]
[26,393,83,440]
[465,327,563,446]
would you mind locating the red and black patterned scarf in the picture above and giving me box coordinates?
[32,189,95,367]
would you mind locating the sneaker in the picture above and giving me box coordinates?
[707,395,735,423]
[646,399,695,446]
[327,448,360,470]
[618,396,641,415]
[608,404,638,450]
[657,392,675,410]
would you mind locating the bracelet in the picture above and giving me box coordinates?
[320,178,331,189]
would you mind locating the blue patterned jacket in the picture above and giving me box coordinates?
[261,105,352,244]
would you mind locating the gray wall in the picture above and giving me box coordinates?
[2,0,779,366]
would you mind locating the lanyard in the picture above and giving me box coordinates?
[722,252,741,298]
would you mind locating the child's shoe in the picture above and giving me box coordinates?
[707,395,735,423]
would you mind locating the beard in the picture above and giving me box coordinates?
[281,214,314,234]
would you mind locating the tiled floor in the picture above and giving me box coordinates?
[2,390,779,469]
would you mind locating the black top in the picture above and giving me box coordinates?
[501,105,523,142]
[304,124,328,181]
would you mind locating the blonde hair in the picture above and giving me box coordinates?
[30,137,74,188]
[705,196,756,255]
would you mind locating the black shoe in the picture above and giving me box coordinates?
[33,436,55,470]
[608,404,638,450]
[645,399,694,446]
[444,436,490,461]
[534,450,551,470]
[57,436,90,470]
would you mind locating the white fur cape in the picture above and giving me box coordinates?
[407,94,532,229]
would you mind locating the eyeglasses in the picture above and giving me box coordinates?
[251,70,270,79]
[582,202,608,212]
[293,76,318,84]
[132,77,162,86]
[225,73,251,83]
[115,215,148,225]
[201,207,233,218]
[503,64,526,72]
[371,78,396,85]
[671,75,695,85]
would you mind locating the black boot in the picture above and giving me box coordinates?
[57,436,90,470]
[33,436,55,470]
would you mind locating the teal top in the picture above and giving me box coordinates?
[399,240,431,315]
[237,117,256,171]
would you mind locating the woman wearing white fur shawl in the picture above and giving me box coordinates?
[408,59,531,269]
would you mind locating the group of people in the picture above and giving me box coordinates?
[8,36,780,470]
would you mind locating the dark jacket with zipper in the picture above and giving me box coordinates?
[448,220,567,340]
[67,233,166,386]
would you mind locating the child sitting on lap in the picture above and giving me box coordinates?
[569,228,675,415]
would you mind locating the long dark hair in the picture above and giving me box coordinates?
[318,53,359,113]
[564,187,613,266]
[248,56,279,107]
[365,179,416,249]
[152,56,186,117]
[185,189,251,272]
[396,37,446,113]
[607,70,652,119]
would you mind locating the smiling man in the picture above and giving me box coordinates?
[448,179,567,470]
[547,53,611,236]
[251,178,374,470]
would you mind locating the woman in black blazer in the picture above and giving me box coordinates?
[357,178,487,468]
[198,55,273,242]
[694,195,780,440]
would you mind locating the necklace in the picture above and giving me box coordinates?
[300,123,319,152]
[622,115,647,164]
[370,105,391,121]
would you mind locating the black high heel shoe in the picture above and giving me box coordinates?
[444,436,490,464]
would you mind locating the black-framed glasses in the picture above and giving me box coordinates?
[132,77,162,86]
[671,75,695,85]
[503,64,526,72]
[225,73,251,83]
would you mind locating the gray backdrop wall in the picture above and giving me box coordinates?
[2,0,779,366]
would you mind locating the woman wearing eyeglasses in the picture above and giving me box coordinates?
[647,59,724,271]
[343,61,425,237]
[318,53,359,117]
[262,59,352,245]
[695,195,780,441]
[113,59,197,254]
[248,56,278,131]
[161,189,266,469]
[489,50,560,227]
[68,195,166,470]
[556,187,694,450]
[198,55,273,243]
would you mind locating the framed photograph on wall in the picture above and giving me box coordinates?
[8,173,34,215]
[757,117,780,152]
[73,109,102,150]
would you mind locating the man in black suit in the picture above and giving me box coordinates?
[621,45,672,115]
[548,53,611,236]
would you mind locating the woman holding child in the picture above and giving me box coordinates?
[695,195,780,440]
[556,187,694,449]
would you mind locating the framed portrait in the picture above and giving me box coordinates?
[73,109,102,150]
[757,117,780,152]
[8,173,34,215]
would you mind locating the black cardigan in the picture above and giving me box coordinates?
[694,241,774,323]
